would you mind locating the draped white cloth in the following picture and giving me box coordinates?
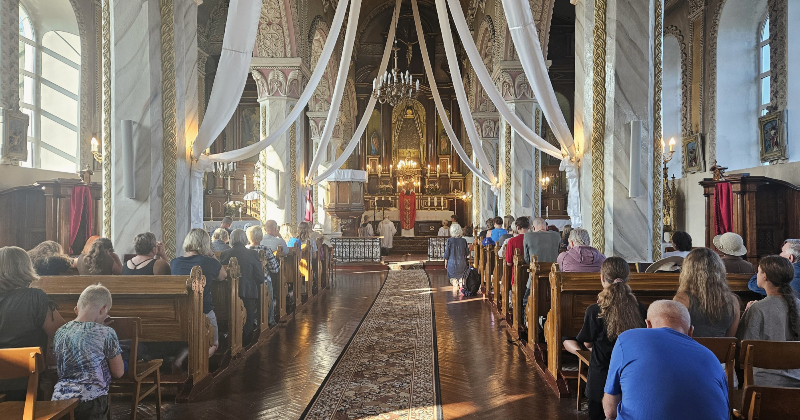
[411,0,493,186]
[442,0,565,160]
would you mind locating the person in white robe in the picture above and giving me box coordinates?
[378,216,397,248]
[437,220,450,237]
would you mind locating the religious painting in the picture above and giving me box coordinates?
[682,134,703,173]
[391,98,425,164]
[366,109,381,156]
[436,109,451,156]
[759,110,786,162]
[241,106,260,163]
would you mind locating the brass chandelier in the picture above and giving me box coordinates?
[372,41,420,106]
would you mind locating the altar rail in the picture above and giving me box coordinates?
[428,237,447,260]
[331,237,382,263]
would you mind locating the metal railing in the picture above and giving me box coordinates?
[428,237,447,261]
[331,238,382,263]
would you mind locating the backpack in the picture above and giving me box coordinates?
[462,267,481,296]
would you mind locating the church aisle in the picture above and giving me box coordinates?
[111,270,386,420]
[428,269,585,420]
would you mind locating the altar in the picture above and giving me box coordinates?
[362,209,454,237]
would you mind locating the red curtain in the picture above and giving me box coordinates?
[304,190,314,222]
[714,182,733,235]
[69,186,93,254]
[399,191,416,230]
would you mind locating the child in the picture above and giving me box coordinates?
[51,284,124,420]
[563,257,647,420]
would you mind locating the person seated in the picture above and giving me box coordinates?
[749,239,800,295]
[556,228,605,272]
[563,257,646,420]
[524,217,561,263]
[211,228,231,253]
[0,246,66,401]
[220,216,233,234]
[245,226,280,327]
[359,216,375,238]
[279,223,294,244]
[713,232,755,274]
[602,300,729,420]
[76,238,123,275]
[220,230,264,343]
[504,217,529,266]
[737,255,800,387]
[489,217,507,243]
[672,248,740,337]
[437,220,450,237]
[28,241,76,276]
[170,229,227,362]
[559,225,572,254]
[444,224,469,287]
[495,215,515,247]
[262,220,288,252]
[81,236,101,255]
[288,222,318,257]
[663,231,692,258]
[477,219,493,240]
[123,232,171,275]
[51,284,124,419]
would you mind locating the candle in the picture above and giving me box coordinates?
[243,175,247,192]
[373,79,376,89]
[416,79,419,91]
[239,206,242,220]
[669,137,675,152]
[210,206,214,220]
[227,175,231,191]
[546,206,549,219]
[91,137,99,153]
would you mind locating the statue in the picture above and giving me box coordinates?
[438,130,450,155]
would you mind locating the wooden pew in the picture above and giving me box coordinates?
[255,250,271,339]
[491,244,502,304]
[299,241,312,303]
[215,257,246,364]
[31,268,213,402]
[539,266,760,397]
[481,244,494,296]
[316,238,327,291]
[473,241,482,271]
[510,250,527,335]
[275,244,299,319]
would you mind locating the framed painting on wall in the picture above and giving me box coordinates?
[759,110,786,162]
[682,134,703,173]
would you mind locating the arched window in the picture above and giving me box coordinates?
[17,2,81,172]
[757,15,770,116]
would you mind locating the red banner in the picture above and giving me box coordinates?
[399,191,416,230]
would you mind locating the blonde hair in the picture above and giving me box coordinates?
[229,229,248,247]
[212,228,229,242]
[0,246,40,292]
[77,283,112,311]
[441,220,449,227]
[183,228,212,255]
[28,241,71,267]
[297,222,312,242]
[279,224,294,241]
[598,257,644,340]
[450,224,463,238]
[246,226,264,244]
[569,228,591,246]
[678,247,734,322]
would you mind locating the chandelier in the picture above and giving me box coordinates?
[372,41,420,106]
[396,153,419,191]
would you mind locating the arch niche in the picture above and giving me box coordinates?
[391,98,426,165]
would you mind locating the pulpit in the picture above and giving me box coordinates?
[700,174,800,264]
[0,178,102,253]
[324,170,367,237]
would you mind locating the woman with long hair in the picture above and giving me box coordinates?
[673,248,740,337]
[288,222,317,256]
[564,257,646,420]
[76,238,122,275]
[737,255,800,387]
[28,241,75,276]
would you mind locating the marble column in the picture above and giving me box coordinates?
[575,0,656,261]
[307,112,331,233]
[0,0,29,165]
[109,0,198,256]
[507,101,539,219]
[253,60,305,228]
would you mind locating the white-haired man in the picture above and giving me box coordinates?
[749,239,800,295]
[602,300,728,420]
[523,217,560,263]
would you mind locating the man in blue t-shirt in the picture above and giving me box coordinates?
[603,300,729,420]
[489,217,507,243]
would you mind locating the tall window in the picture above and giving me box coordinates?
[758,14,770,116]
[17,4,81,172]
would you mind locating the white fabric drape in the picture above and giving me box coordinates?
[500,0,576,157]
[191,0,264,158]
[442,0,566,160]
[308,0,401,185]
[434,0,498,185]
[411,0,493,185]
[305,0,363,179]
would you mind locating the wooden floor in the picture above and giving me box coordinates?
[112,267,585,419]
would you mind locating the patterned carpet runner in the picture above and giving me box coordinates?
[302,269,441,419]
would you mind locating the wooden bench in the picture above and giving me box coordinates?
[299,241,313,302]
[733,385,800,419]
[275,244,299,320]
[0,347,79,420]
[481,244,495,297]
[215,258,246,364]
[31,268,214,402]
[540,266,760,397]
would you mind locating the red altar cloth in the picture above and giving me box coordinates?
[399,191,416,230]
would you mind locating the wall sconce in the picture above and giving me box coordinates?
[91,137,102,162]
[541,175,551,189]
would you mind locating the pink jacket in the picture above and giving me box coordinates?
[557,245,606,272]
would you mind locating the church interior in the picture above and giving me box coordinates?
[0,0,798,418]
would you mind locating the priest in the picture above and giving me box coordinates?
[378,216,397,250]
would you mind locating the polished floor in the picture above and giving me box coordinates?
[112,268,585,419]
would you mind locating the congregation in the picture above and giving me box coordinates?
[0,216,325,419]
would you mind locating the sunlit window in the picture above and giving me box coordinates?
[757,15,770,116]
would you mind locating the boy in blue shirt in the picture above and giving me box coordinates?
[52,284,124,420]
[603,300,728,420]
[489,217,507,243]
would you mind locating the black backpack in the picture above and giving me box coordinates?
[462,267,481,296]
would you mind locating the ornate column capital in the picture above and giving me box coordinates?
[250,57,309,101]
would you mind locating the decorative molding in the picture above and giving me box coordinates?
[289,106,298,226]
[467,0,487,28]
[69,0,93,168]
[688,0,705,20]
[652,0,664,262]
[197,50,208,125]
[768,0,787,110]
[534,109,541,217]
[256,0,291,58]
[664,25,690,139]
[504,122,511,215]
[590,0,608,253]
[102,0,112,238]
[159,0,178,259]
[707,0,725,168]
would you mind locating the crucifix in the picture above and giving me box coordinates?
[397,28,419,67]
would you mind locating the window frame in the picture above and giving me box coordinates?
[757,13,770,116]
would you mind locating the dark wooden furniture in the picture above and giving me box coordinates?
[0,178,101,252]
[575,349,591,411]
[694,337,737,394]
[108,317,163,420]
[741,340,800,388]
[0,347,79,420]
[733,385,800,420]
[700,174,800,265]
[325,180,366,237]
